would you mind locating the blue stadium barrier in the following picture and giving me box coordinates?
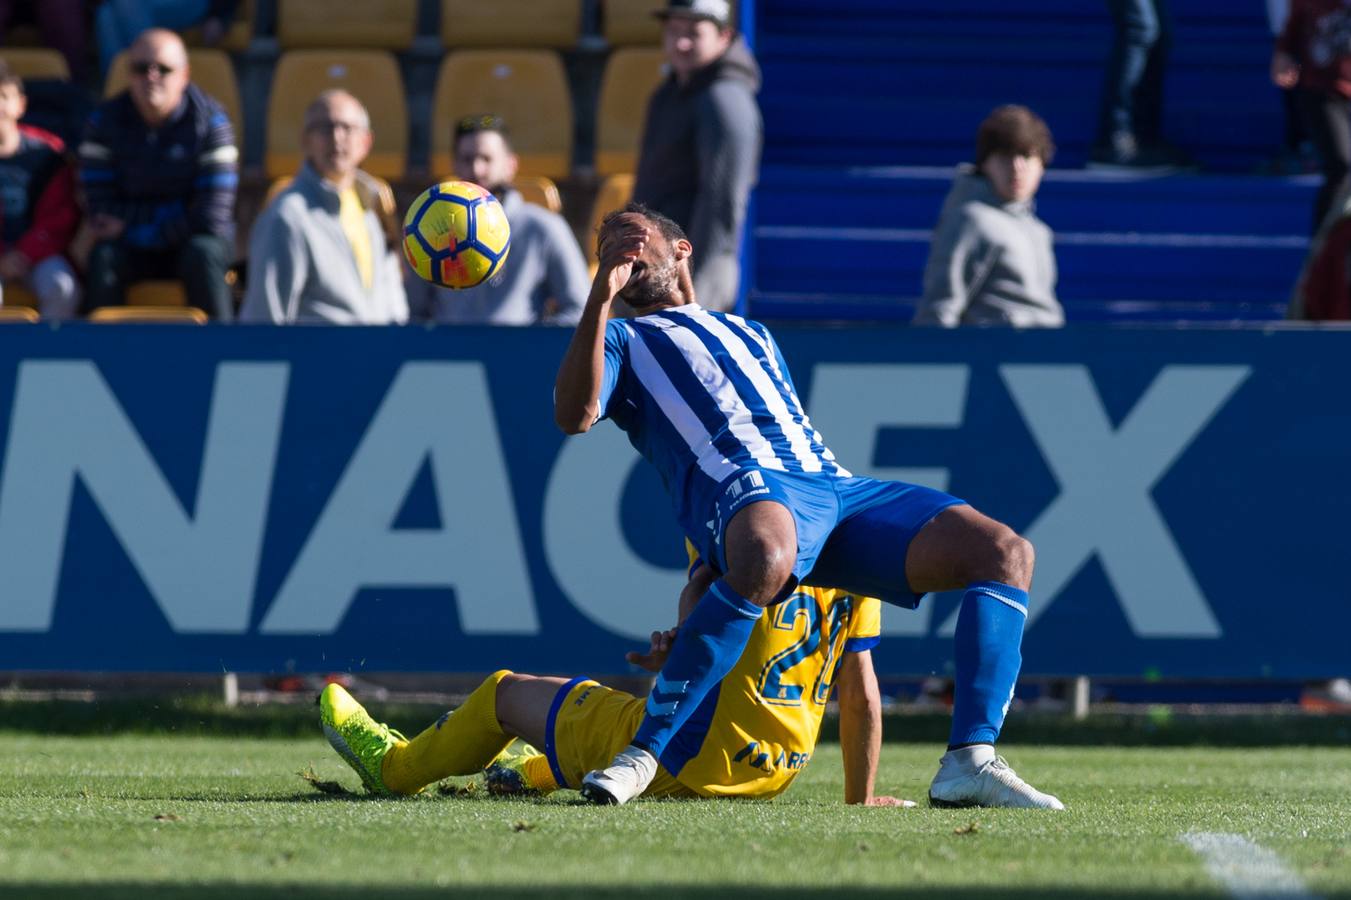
[0,325,1345,681]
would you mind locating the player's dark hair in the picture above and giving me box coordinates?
[0,61,24,94]
[601,202,688,245]
[454,113,512,150]
[975,104,1055,166]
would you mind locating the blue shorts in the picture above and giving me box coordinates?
[699,469,965,609]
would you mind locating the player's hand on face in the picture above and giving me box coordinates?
[597,215,650,296]
[624,627,677,672]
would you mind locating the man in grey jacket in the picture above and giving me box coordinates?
[914,105,1063,328]
[241,90,408,325]
[405,115,588,325]
[632,0,761,313]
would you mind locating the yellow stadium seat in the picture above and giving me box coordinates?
[587,172,635,262]
[441,0,581,48]
[266,51,408,179]
[603,0,662,46]
[277,0,418,49]
[127,281,188,307]
[90,307,207,324]
[184,0,254,51]
[431,51,572,179]
[264,176,294,206]
[0,49,69,81]
[0,306,39,322]
[106,49,244,145]
[596,48,666,177]
[513,175,563,214]
[3,283,37,308]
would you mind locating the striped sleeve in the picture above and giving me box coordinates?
[77,108,124,220]
[174,106,238,243]
[599,318,632,420]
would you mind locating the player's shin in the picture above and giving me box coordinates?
[381,669,514,794]
[948,582,1028,748]
[630,579,762,758]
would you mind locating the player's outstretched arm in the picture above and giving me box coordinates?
[553,215,649,433]
[836,650,909,806]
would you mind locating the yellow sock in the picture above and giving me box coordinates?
[521,753,558,794]
[381,670,513,794]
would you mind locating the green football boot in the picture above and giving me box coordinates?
[319,683,406,796]
[483,744,546,797]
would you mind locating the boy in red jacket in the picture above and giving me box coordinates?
[0,62,80,318]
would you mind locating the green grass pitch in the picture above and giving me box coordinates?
[0,729,1348,899]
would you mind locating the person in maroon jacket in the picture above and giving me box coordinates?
[1273,0,1351,231]
[0,63,80,319]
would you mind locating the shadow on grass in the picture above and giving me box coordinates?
[2,696,1350,747]
[8,886,1332,900]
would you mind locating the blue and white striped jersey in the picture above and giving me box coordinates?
[599,304,849,541]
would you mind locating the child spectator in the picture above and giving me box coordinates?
[0,63,81,318]
[78,28,237,319]
[914,105,1063,328]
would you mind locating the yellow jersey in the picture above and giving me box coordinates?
[662,545,882,799]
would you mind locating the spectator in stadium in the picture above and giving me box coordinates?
[0,64,81,319]
[0,0,90,83]
[95,1,240,77]
[914,105,1063,328]
[632,0,761,313]
[1273,0,1351,232]
[78,29,236,320]
[240,90,407,325]
[1287,187,1351,319]
[405,115,587,326]
[1090,0,1192,170]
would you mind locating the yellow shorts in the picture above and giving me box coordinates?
[545,677,697,799]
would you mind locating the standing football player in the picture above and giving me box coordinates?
[554,203,1063,809]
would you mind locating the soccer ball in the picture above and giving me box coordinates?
[402,180,511,289]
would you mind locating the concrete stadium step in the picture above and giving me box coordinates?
[757,1,1281,171]
[751,166,1314,323]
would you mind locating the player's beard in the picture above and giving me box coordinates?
[620,257,679,309]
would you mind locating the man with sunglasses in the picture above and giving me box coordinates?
[78,28,237,319]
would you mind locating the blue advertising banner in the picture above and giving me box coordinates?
[0,324,1345,679]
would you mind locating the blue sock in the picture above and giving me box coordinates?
[949,581,1028,748]
[631,579,762,758]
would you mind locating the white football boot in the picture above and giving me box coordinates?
[928,744,1065,810]
[580,744,658,805]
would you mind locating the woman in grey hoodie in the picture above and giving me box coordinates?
[914,105,1063,327]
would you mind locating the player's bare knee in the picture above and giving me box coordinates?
[725,533,795,605]
[994,532,1035,590]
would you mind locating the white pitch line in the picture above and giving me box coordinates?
[1181,832,1320,900]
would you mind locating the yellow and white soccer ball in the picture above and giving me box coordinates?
[402,180,511,289]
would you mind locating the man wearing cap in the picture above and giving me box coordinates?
[632,0,761,313]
